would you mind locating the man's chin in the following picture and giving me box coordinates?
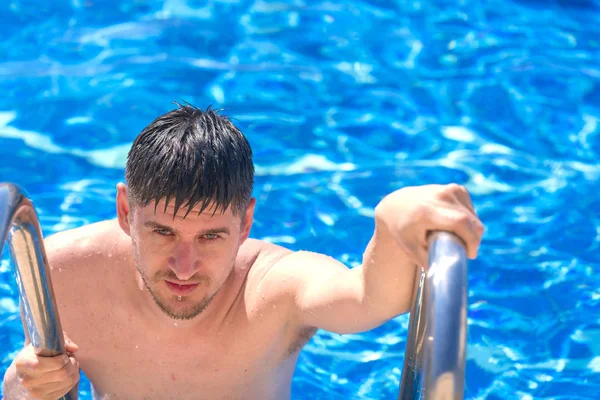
[151,292,213,320]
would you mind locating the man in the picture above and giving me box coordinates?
[3,104,484,399]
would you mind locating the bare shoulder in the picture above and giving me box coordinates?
[33,220,131,335]
[239,239,349,303]
[44,219,128,271]
[237,238,291,287]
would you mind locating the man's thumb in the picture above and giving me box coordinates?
[64,332,79,352]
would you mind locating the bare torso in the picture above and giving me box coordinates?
[45,220,315,400]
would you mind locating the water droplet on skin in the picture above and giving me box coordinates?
[174,323,178,327]
[177,296,182,301]
[135,345,138,349]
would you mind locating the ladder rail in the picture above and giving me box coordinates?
[0,182,76,400]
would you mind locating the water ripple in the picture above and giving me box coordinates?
[0,0,599,399]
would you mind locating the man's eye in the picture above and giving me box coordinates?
[154,229,172,236]
[203,233,219,240]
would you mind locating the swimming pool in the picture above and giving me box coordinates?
[1,0,599,398]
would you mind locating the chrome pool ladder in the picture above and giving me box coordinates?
[0,182,76,400]
[398,231,469,400]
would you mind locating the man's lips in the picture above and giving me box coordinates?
[165,280,200,296]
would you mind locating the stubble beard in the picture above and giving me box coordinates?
[134,257,220,321]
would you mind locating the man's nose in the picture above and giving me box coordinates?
[169,242,200,281]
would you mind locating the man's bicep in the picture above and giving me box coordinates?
[271,251,380,334]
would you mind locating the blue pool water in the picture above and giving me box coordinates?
[1,0,599,398]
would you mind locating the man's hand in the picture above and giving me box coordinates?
[10,332,80,400]
[374,183,484,270]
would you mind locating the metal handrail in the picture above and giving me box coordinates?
[398,231,468,400]
[0,182,76,400]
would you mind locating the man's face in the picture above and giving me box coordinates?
[118,190,253,320]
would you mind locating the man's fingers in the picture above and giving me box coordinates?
[25,374,79,400]
[65,341,79,353]
[19,353,71,375]
[426,204,482,259]
[21,356,79,386]
[62,331,79,354]
[452,185,476,215]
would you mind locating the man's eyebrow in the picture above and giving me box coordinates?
[143,221,230,236]
[144,221,175,232]
[201,227,230,235]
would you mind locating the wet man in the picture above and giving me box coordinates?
[3,105,484,399]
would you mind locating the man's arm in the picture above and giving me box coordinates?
[265,184,484,334]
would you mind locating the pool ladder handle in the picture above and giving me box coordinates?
[0,182,76,400]
[398,231,468,400]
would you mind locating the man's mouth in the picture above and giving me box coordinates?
[165,281,200,296]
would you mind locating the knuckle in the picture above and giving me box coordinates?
[57,366,71,381]
[456,183,468,192]
[14,359,26,370]
[451,210,471,225]
[374,202,386,221]
[437,185,458,200]
[474,219,485,234]
[19,357,40,371]
[19,375,34,389]
[27,386,43,398]
[72,368,81,383]
[414,202,430,220]
[69,360,79,374]
[448,183,467,195]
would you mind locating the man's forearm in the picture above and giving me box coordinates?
[358,217,419,322]
[291,184,483,334]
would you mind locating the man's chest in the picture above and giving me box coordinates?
[86,352,284,400]
[72,312,298,399]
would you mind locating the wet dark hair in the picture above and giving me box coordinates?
[125,103,254,218]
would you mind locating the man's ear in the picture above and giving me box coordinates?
[239,198,256,244]
[116,182,132,236]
